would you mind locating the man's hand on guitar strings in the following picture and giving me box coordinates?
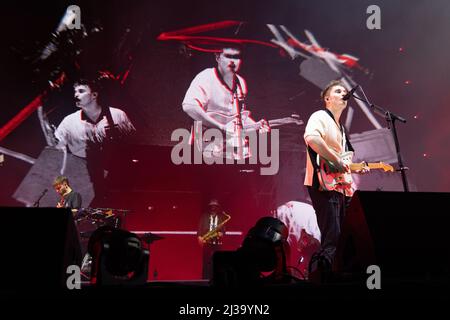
[258,119,270,134]
[335,159,350,173]
[356,162,370,174]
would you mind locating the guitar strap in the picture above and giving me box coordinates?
[322,108,354,153]
[104,106,120,140]
[234,76,245,106]
[99,107,120,170]
[232,75,246,159]
[307,145,321,189]
[233,75,245,124]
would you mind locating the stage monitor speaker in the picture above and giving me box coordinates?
[334,191,450,281]
[0,207,82,295]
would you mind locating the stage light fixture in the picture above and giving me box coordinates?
[212,217,290,287]
[88,226,149,286]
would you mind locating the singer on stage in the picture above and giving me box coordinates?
[303,80,368,280]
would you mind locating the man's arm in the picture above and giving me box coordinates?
[305,135,348,172]
[71,192,82,209]
[54,121,67,150]
[242,114,270,134]
[182,70,228,131]
[115,108,136,134]
[54,117,74,154]
[182,103,226,131]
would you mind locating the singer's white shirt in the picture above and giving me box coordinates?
[276,201,321,244]
[182,67,254,125]
[304,109,351,195]
[55,107,135,158]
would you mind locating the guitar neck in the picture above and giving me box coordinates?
[350,163,391,172]
[243,118,298,131]
[267,119,287,128]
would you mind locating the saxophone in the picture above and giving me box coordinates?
[199,211,231,244]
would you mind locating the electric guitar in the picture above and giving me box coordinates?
[317,151,394,192]
[194,111,303,159]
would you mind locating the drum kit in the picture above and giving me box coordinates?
[74,207,164,245]
[75,207,163,280]
[74,207,126,239]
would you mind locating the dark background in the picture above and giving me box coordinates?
[0,0,449,279]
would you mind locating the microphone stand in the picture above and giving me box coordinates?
[350,94,409,192]
[33,189,48,207]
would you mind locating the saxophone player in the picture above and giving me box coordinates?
[197,199,230,280]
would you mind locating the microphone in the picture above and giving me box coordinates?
[343,85,359,101]
[40,7,80,60]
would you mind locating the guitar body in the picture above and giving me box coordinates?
[317,151,354,192]
[316,151,394,193]
[194,111,252,159]
[194,111,303,160]
[210,111,252,160]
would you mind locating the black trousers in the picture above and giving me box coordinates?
[307,187,351,265]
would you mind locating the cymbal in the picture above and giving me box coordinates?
[90,212,108,220]
[140,232,164,244]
